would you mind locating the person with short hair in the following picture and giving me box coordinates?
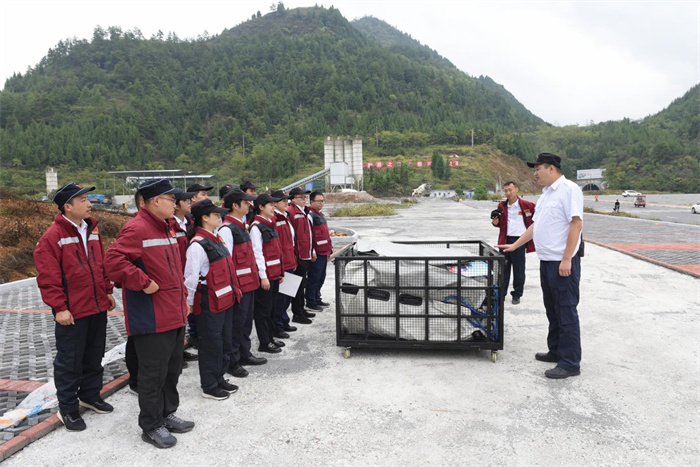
[187,184,212,203]
[34,183,117,431]
[240,180,257,225]
[218,184,233,205]
[287,187,316,324]
[105,179,194,448]
[219,189,268,377]
[184,200,240,400]
[498,153,584,379]
[491,181,536,305]
[305,191,332,311]
[250,193,286,354]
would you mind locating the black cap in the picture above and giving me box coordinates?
[270,190,291,200]
[53,183,95,209]
[174,189,195,202]
[288,187,311,197]
[240,180,257,191]
[223,188,256,209]
[254,193,282,209]
[218,184,233,198]
[187,183,213,193]
[137,179,177,200]
[527,153,562,168]
[190,199,229,219]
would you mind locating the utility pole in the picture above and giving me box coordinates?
[242,134,245,157]
[471,129,474,147]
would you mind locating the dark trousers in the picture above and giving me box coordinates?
[305,255,328,306]
[187,313,198,337]
[292,259,310,316]
[504,236,527,299]
[231,291,255,363]
[132,327,184,432]
[273,269,295,331]
[195,303,233,391]
[125,335,138,387]
[54,312,107,414]
[254,279,279,345]
[540,255,582,371]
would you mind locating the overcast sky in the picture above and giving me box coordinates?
[0,0,697,126]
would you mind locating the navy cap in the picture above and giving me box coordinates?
[190,199,228,219]
[240,180,257,192]
[289,187,311,197]
[223,188,256,209]
[527,153,562,168]
[138,179,177,200]
[254,193,282,209]
[53,183,95,209]
[270,190,291,200]
[218,184,233,198]
[187,183,213,193]
[174,189,196,202]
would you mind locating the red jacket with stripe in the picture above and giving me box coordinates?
[308,207,332,256]
[220,216,260,293]
[104,207,188,336]
[494,197,536,253]
[274,211,298,272]
[287,203,313,261]
[34,214,113,319]
[168,216,192,273]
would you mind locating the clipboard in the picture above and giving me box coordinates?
[278,272,302,297]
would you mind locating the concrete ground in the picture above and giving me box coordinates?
[5,199,700,466]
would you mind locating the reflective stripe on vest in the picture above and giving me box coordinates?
[215,285,233,298]
[317,240,328,245]
[87,234,100,242]
[236,267,252,276]
[293,214,306,219]
[57,237,80,247]
[173,231,187,238]
[266,259,281,266]
[143,238,172,248]
[276,221,286,227]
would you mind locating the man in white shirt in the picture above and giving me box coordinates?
[498,153,583,379]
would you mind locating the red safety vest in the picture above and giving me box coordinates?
[274,211,297,272]
[168,216,192,273]
[288,203,313,260]
[189,228,241,315]
[251,215,283,280]
[309,207,332,256]
[221,216,260,293]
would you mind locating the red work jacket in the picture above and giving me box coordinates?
[189,228,241,314]
[251,215,283,280]
[287,203,313,261]
[274,211,298,272]
[494,197,536,253]
[221,216,260,293]
[308,207,332,256]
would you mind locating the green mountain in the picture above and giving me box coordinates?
[0,6,541,186]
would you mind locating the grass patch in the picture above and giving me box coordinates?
[394,202,415,210]
[333,204,400,217]
[583,206,638,218]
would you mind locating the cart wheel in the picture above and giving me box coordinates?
[343,348,351,359]
[491,351,498,363]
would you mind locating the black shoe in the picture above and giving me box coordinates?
[57,410,86,431]
[218,380,239,394]
[283,324,297,332]
[202,387,230,400]
[258,343,282,354]
[142,426,177,449]
[318,301,330,307]
[228,363,249,378]
[79,398,114,414]
[545,366,581,379]
[304,310,317,318]
[182,360,189,369]
[306,304,323,311]
[164,413,195,433]
[240,355,267,366]
[535,352,559,363]
[182,350,198,361]
[512,296,521,305]
[274,331,290,339]
[185,334,200,350]
[292,315,313,324]
[272,339,286,347]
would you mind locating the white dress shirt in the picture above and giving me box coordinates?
[506,199,527,237]
[250,219,269,280]
[63,215,89,256]
[532,175,583,261]
[184,241,209,306]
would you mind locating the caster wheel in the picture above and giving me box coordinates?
[491,351,498,363]
[343,348,351,359]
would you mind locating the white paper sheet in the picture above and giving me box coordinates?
[278,272,302,297]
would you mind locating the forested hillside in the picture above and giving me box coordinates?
[0,5,697,194]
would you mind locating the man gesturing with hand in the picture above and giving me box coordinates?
[497,153,584,380]
[105,179,193,449]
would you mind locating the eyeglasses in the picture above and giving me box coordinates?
[312,199,325,203]
[158,196,177,203]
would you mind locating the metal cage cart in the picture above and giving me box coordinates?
[335,240,505,362]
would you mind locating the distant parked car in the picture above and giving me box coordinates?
[692,202,700,214]
[622,190,641,197]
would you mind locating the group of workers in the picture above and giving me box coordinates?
[34,179,333,448]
